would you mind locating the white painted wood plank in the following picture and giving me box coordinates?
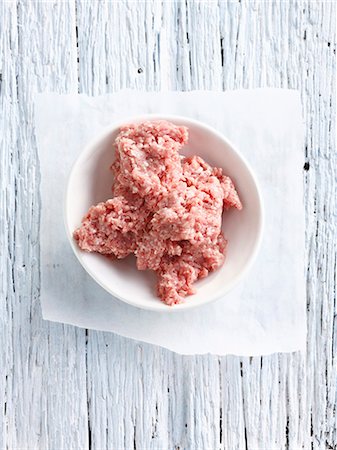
[301,1,336,448]
[1,2,88,449]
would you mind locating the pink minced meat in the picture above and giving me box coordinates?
[74,120,242,306]
[73,196,146,258]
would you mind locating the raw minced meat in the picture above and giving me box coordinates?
[73,197,145,258]
[156,235,227,305]
[74,120,242,306]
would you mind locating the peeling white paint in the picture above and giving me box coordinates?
[0,1,336,449]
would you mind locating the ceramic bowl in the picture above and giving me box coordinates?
[65,115,263,312]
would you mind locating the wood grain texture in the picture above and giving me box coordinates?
[1,2,88,449]
[1,1,336,449]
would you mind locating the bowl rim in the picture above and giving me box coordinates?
[64,113,264,312]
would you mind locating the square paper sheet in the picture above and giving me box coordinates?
[35,89,306,356]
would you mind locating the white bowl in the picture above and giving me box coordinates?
[65,115,263,312]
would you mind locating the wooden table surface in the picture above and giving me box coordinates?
[1,1,336,449]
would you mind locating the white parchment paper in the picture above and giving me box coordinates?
[35,89,306,356]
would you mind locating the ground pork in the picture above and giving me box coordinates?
[74,120,242,305]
